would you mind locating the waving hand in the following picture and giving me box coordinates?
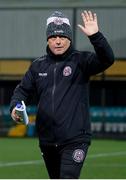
[78,10,99,36]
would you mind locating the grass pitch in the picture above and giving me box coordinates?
[0,137,126,179]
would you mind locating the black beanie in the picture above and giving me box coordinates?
[46,11,72,41]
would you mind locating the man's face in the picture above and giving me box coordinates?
[48,36,71,55]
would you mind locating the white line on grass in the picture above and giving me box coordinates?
[0,151,125,168]
[0,160,43,167]
[88,163,126,167]
[88,151,126,158]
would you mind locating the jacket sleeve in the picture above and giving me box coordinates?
[81,31,115,76]
[10,64,36,112]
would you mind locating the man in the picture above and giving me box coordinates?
[10,10,114,179]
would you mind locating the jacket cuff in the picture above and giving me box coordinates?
[88,31,103,42]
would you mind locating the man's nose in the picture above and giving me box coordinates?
[55,37,61,44]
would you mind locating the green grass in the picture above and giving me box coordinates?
[0,137,126,179]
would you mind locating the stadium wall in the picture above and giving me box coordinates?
[0,0,125,58]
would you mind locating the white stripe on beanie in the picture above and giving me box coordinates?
[47,17,70,26]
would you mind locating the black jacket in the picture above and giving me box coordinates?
[10,32,114,145]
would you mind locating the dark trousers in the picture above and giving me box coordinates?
[40,142,89,179]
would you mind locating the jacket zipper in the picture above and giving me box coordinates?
[52,63,57,113]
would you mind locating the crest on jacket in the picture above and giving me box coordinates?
[63,66,72,76]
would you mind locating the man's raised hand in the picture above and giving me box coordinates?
[78,10,99,36]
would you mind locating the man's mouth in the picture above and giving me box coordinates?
[55,46,62,48]
[55,47,63,50]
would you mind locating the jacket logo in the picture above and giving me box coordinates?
[63,66,72,77]
[38,73,47,77]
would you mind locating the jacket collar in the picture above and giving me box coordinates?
[46,43,74,62]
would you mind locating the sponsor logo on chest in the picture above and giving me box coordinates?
[38,72,47,77]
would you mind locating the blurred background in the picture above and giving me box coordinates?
[0,0,126,139]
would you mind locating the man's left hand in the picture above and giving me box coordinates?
[78,10,99,36]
